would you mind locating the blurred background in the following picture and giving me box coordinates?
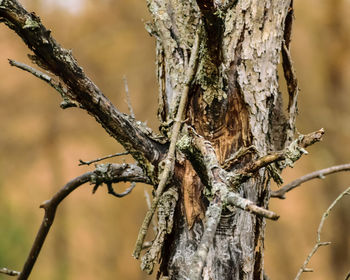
[0,0,349,279]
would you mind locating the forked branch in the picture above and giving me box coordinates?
[14,163,149,280]
[294,186,350,280]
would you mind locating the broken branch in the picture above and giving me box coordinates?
[226,192,279,220]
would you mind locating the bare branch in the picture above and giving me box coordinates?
[143,187,157,234]
[106,181,136,198]
[16,163,148,280]
[133,26,201,259]
[299,128,324,148]
[226,192,279,220]
[18,172,93,280]
[8,59,78,109]
[294,186,350,280]
[272,163,350,199]
[91,163,151,186]
[79,151,130,166]
[0,267,20,277]
[0,0,164,171]
[241,152,285,174]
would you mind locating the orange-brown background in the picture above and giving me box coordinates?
[0,1,349,279]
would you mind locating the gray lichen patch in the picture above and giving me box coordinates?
[23,17,40,29]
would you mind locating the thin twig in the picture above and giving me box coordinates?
[79,151,130,166]
[107,182,136,198]
[133,26,201,259]
[0,267,20,276]
[272,163,350,199]
[8,59,77,109]
[294,186,350,280]
[123,75,135,118]
[345,271,350,280]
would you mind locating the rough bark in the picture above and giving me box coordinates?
[149,0,292,279]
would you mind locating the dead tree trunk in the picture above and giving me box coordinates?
[0,0,323,280]
[145,1,293,279]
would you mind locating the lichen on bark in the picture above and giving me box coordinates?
[149,0,294,279]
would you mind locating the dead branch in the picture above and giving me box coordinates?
[18,172,93,280]
[0,0,164,172]
[106,181,136,198]
[0,267,20,277]
[226,192,279,220]
[240,152,285,175]
[15,163,149,280]
[272,163,350,199]
[79,151,129,166]
[8,59,78,109]
[294,186,350,280]
[299,128,324,148]
[133,26,201,259]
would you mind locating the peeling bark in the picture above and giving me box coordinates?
[149,1,292,279]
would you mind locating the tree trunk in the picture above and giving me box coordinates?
[0,1,298,279]
[149,1,292,279]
